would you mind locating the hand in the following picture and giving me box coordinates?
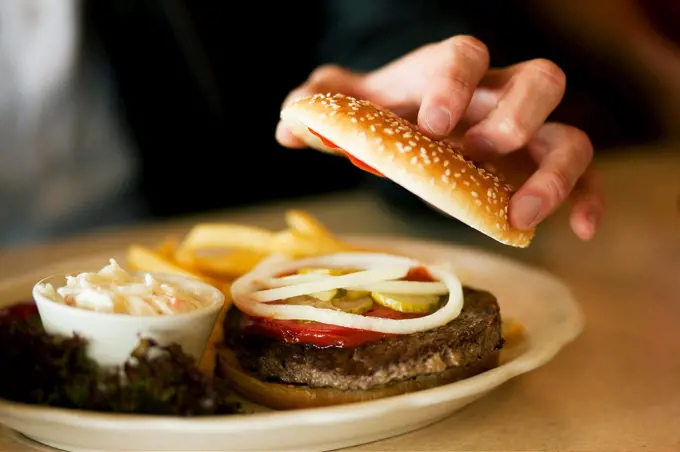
[276,35,603,240]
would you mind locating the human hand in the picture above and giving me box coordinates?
[276,35,603,240]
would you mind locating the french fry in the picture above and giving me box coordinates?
[501,318,526,347]
[187,250,269,278]
[127,244,213,284]
[153,236,180,261]
[176,223,277,255]
[284,209,361,252]
[269,230,345,257]
[284,210,336,241]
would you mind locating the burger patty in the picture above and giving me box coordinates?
[223,287,503,391]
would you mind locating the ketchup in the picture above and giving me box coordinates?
[308,128,385,178]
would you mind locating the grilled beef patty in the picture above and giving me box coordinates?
[223,287,503,391]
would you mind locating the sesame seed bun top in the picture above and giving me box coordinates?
[280,93,535,248]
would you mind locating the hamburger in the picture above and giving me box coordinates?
[219,253,503,410]
[216,93,525,410]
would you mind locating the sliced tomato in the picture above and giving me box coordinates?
[243,306,423,348]
[307,128,385,178]
[404,266,435,282]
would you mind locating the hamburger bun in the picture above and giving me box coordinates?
[280,93,535,248]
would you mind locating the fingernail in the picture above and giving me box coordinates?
[513,195,543,229]
[424,106,452,136]
[583,211,599,238]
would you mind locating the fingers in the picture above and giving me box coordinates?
[568,170,604,240]
[275,65,363,148]
[509,123,596,232]
[463,59,566,160]
[417,35,490,137]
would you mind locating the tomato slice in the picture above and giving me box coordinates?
[243,305,422,348]
[307,128,385,178]
[404,266,435,282]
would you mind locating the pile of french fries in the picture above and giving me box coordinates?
[126,209,367,296]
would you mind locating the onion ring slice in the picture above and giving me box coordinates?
[230,253,464,335]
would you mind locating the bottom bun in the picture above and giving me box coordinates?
[217,347,499,410]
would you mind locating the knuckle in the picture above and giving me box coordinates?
[543,169,572,204]
[564,125,594,163]
[498,117,533,150]
[528,58,566,91]
[307,64,346,84]
[446,71,472,94]
[445,35,490,63]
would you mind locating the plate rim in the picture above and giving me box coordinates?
[0,234,584,430]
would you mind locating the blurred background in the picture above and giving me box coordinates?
[1,0,679,247]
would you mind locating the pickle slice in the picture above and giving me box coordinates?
[332,296,374,314]
[370,292,441,314]
[310,289,338,302]
[343,289,370,300]
[285,295,335,310]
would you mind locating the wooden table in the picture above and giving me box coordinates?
[1,147,679,451]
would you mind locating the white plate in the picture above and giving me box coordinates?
[0,237,584,452]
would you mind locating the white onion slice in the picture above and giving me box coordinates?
[251,266,410,303]
[266,275,448,295]
[264,273,327,288]
[349,281,448,295]
[230,253,464,335]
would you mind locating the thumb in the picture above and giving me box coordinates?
[276,65,365,148]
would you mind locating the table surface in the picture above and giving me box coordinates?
[1,147,679,452]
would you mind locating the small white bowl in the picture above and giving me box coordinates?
[32,272,225,368]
